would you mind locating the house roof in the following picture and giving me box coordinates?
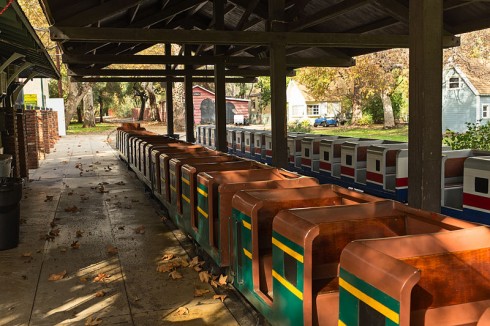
[192,85,249,102]
[455,62,490,96]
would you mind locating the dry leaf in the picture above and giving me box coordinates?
[169,270,183,280]
[95,290,105,297]
[80,277,88,283]
[48,270,67,281]
[189,256,200,268]
[85,315,103,326]
[49,228,60,237]
[175,307,189,316]
[106,245,118,255]
[213,294,227,302]
[179,258,189,267]
[21,252,32,258]
[64,206,80,213]
[115,181,125,185]
[93,273,108,282]
[76,230,83,238]
[193,265,202,272]
[218,274,228,286]
[134,225,145,234]
[194,288,210,297]
[156,263,174,273]
[44,195,54,202]
[50,220,57,228]
[198,271,211,283]
[60,248,67,253]
[71,241,80,249]
[210,279,219,288]
[162,253,174,261]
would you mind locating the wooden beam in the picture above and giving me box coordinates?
[408,0,443,212]
[51,26,460,48]
[214,0,227,152]
[288,0,372,32]
[184,46,195,143]
[269,0,288,169]
[63,53,356,67]
[71,76,257,82]
[235,0,260,30]
[165,43,174,136]
[67,68,273,77]
[56,0,144,27]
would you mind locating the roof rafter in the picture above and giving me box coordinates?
[67,68,273,77]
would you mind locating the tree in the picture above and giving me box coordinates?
[83,85,96,128]
[65,78,91,127]
[142,82,161,121]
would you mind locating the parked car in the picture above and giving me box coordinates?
[313,116,339,127]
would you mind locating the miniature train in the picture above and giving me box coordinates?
[116,124,490,326]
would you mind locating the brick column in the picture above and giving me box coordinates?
[36,110,45,159]
[41,110,50,154]
[16,112,28,178]
[4,110,20,177]
[25,110,41,169]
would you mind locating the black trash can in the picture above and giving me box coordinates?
[0,177,23,250]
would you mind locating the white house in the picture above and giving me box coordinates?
[442,64,490,133]
[286,80,341,125]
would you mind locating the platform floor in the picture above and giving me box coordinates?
[0,133,251,325]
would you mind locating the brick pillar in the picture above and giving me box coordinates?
[16,112,28,178]
[41,110,50,154]
[4,110,20,177]
[48,110,57,148]
[36,110,45,160]
[25,110,41,169]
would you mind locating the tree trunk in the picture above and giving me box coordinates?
[136,90,146,121]
[77,107,83,123]
[381,90,396,128]
[99,96,104,123]
[350,83,363,124]
[64,79,91,127]
[173,81,186,131]
[144,82,161,121]
[83,86,96,128]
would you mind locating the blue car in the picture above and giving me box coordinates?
[313,116,339,127]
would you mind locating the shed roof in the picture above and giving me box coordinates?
[455,62,490,96]
[0,1,59,79]
[38,0,490,79]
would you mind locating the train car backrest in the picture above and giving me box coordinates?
[340,226,490,326]
[442,149,472,182]
[464,156,490,200]
[235,129,244,150]
[320,138,358,164]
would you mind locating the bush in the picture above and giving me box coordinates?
[356,114,374,126]
[362,92,404,124]
[444,121,490,150]
[288,119,312,133]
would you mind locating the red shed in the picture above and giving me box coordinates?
[192,85,249,124]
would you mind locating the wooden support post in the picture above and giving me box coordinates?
[165,43,174,136]
[269,0,288,168]
[408,0,443,211]
[184,45,195,143]
[214,0,227,152]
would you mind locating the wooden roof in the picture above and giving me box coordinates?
[0,1,59,79]
[39,0,490,80]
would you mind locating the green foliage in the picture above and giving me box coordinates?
[256,77,271,109]
[48,80,59,98]
[356,113,373,126]
[66,122,115,135]
[390,91,406,121]
[361,91,405,124]
[444,121,490,150]
[310,125,408,142]
[288,120,312,133]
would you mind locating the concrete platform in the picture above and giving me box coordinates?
[0,133,255,325]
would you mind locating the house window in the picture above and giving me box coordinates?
[448,77,461,89]
[482,105,489,119]
[307,104,320,116]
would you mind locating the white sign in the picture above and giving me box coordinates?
[46,98,66,136]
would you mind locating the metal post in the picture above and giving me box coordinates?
[214,0,227,152]
[184,45,195,143]
[165,43,174,136]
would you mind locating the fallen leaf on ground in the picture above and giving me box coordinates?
[134,225,145,234]
[71,241,80,249]
[124,204,132,209]
[106,245,118,255]
[96,185,108,193]
[95,290,105,297]
[198,271,211,283]
[156,264,173,273]
[44,195,54,202]
[85,315,102,326]
[40,234,55,242]
[67,191,74,196]
[64,206,80,213]
[60,248,67,253]
[179,258,189,267]
[161,253,174,261]
[175,307,189,316]
[48,270,67,281]
[76,230,83,238]
[93,273,109,282]
[80,277,87,283]
[193,265,202,272]
[50,220,57,228]
[210,279,219,288]
[49,228,61,237]
[169,270,183,280]
[213,294,227,302]
[194,288,210,297]
[218,274,228,286]
[21,252,32,258]
[117,226,125,230]
[115,181,125,185]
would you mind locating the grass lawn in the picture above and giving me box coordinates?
[67,122,116,135]
[309,124,408,142]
